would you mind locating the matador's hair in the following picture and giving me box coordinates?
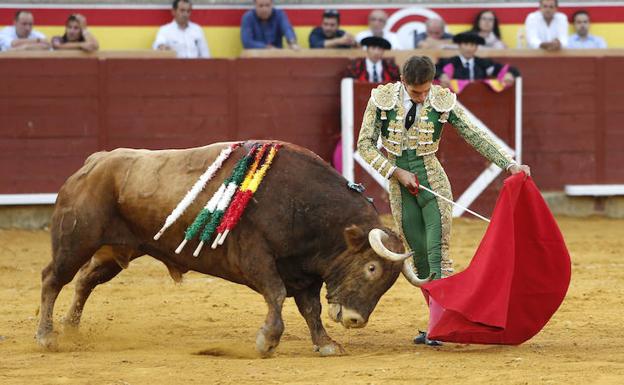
[401,56,436,85]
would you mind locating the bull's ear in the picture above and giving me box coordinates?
[343,225,366,250]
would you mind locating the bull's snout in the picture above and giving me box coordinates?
[339,307,367,329]
[328,304,367,328]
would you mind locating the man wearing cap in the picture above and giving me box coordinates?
[356,55,530,346]
[344,36,399,83]
[435,32,519,89]
[309,9,356,49]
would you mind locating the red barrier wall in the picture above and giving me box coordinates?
[0,58,348,193]
[1,57,622,214]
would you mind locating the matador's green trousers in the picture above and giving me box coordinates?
[395,150,443,280]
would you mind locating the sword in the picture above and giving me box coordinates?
[418,185,491,223]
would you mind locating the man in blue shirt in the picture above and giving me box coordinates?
[308,9,356,49]
[568,10,607,49]
[241,0,299,49]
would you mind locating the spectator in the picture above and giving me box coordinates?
[568,10,607,49]
[470,10,506,49]
[335,35,400,172]
[153,0,210,58]
[524,0,568,50]
[414,18,453,49]
[241,0,298,49]
[51,14,99,52]
[355,10,403,50]
[436,32,519,88]
[309,9,356,49]
[345,36,400,83]
[0,10,50,51]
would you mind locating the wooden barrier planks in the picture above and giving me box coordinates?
[0,55,622,202]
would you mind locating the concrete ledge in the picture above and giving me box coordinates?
[0,205,54,229]
[542,192,624,218]
[564,184,624,196]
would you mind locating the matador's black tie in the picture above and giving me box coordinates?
[405,100,417,129]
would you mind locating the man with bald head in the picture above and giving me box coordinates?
[356,9,403,50]
[414,18,453,49]
[0,10,50,51]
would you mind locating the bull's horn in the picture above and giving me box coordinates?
[368,229,412,262]
[402,258,435,287]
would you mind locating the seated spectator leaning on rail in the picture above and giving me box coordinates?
[435,32,519,88]
[470,10,506,49]
[355,9,403,50]
[309,9,356,49]
[345,36,400,83]
[51,14,99,52]
[568,10,607,49]
[524,0,568,51]
[241,0,299,49]
[413,18,453,49]
[0,10,50,51]
[153,0,210,58]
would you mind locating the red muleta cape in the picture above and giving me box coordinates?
[421,174,571,344]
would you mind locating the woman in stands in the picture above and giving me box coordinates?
[52,14,99,52]
[470,10,506,49]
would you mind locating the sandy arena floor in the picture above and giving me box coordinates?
[1,216,623,385]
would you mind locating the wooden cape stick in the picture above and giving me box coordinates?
[418,185,491,223]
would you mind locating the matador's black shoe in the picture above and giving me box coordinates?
[413,331,443,347]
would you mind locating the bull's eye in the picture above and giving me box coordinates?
[364,261,382,280]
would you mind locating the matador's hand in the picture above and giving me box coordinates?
[394,168,420,195]
[508,164,531,177]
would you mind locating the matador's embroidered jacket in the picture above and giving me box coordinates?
[356,82,515,277]
[357,82,515,178]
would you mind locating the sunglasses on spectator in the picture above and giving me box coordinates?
[323,9,340,18]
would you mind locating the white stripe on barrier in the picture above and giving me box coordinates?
[340,78,355,183]
[0,194,57,205]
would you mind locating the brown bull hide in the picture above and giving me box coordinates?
[36,141,406,357]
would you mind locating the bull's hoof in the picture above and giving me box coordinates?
[255,330,278,358]
[35,332,59,351]
[61,317,80,331]
[318,342,346,357]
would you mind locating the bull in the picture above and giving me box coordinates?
[36,141,429,356]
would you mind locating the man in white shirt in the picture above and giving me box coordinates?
[568,10,607,49]
[524,0,568,50]
[153,0,210,58]
[355,10,403,50]
[0,10,50,51]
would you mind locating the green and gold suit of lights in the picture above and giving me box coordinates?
[357,83,514,279]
